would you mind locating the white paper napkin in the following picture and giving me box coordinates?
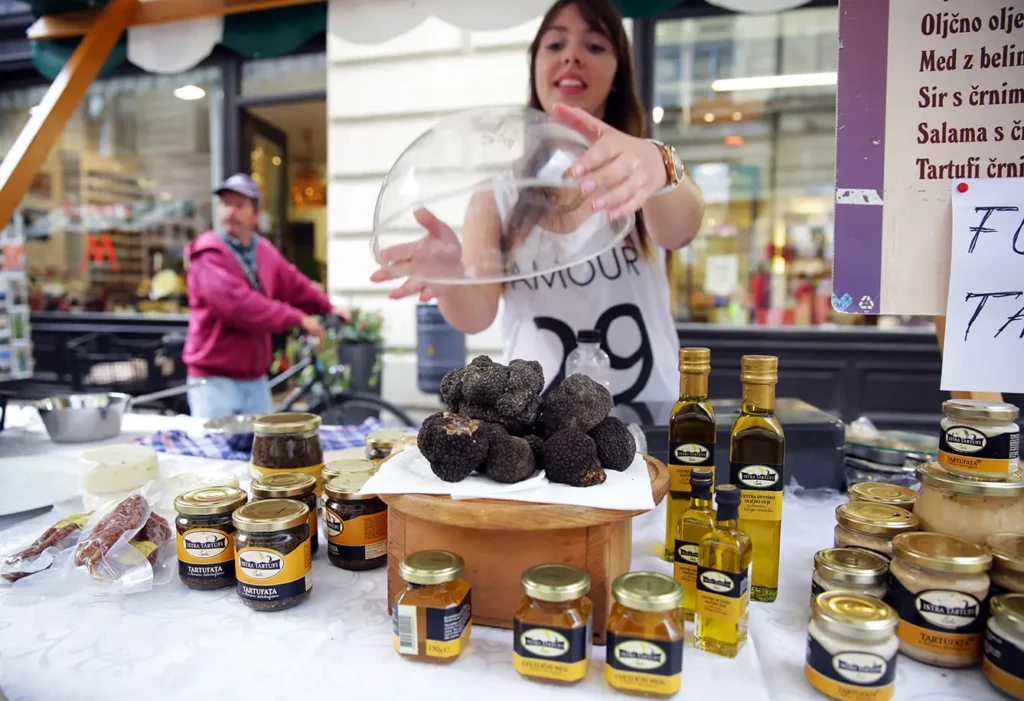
[359,447,656,512]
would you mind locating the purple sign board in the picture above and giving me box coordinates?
[833,0,1024,315]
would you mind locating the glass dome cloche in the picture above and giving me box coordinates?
[370,106,634,284]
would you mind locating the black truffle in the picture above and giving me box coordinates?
[541,374,613,434]
[485,434,536,484]
[588,416,636,472]
[439,367,467,411]
[540,429,607,488]
[462,355,509,405]
[495,390,541,433]
[475,422,509,472]
[462,402,503,425]
[522,434,545,459]
[506,359,544,395]
[417,411,489,482]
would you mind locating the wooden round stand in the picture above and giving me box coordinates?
[379,455,669,645]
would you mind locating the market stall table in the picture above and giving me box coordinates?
[0,409,1003,700]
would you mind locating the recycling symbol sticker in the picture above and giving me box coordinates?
[858,296,875,311]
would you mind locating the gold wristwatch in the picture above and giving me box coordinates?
[648,139,684,195]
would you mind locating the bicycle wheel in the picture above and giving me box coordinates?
[308,390,417,428]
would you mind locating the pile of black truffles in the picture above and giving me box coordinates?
[417,355,637,488]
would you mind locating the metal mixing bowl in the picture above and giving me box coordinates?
[34,392,131,444]
[204,414,260,453]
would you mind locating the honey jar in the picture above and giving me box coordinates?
[393,550,471,664]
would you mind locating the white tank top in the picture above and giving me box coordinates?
[493,177,681,403]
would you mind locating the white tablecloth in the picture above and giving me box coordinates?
[0,408,1002,700]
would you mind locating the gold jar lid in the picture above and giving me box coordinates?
[679,347,710,374]
[612,572,683,612]
[986,533,1024,574]
[814,548,889,586]
[812,591,897,640]
[847,482,917,509]
[323,459,378,481]
[399,550,464,585]
[740,355,778,384]
[942,398,1019,423]
[250,472,317,498]
[917,462,1024,496]
[835,501,919,536]
[366,429,407,450]
[520,564,590,603]
[232,499,309,532]
[892,532,992,574]
[252,412,322,435]
[990,594,1024,638]
[175,486,247,516]
[324,474,376,501]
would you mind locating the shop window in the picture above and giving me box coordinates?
[242,53,327,97]
[653,7,840,328]
[0,68,221,315]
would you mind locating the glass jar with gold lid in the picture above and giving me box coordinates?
[939,399,1020,479]
[834,502,919,558]
[605,572,685,697]
[393,550,471,664]
[513,564,593,685]
[323,458,378,483]
[984,593,1024,700]
[323,474,387,571]
[987,533,1024,597]
[233,499,312,612]
[914,462,1024,545]
[812,547,890,601]
[250,472,319,556]
[366,429,408,463]
[847,482,917,512]
[889,531,992,668]
[251,413,324,495]
[174,486,248,591]
[805,591,898,701]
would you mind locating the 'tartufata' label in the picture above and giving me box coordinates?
[984,623,1024,699]
[696,565,749,624]
[668,441,715,493]
[605,633,683,695]
[236,541,312,603]
[513,618,590,682]
[731,461,784,521]
[940,426,1019,474]
[325,509,387,561]
[804,634,896,701]
[888,573,986,658]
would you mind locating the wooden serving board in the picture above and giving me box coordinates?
[380,455,668,644]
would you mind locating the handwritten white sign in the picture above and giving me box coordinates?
[941,179,1024,394]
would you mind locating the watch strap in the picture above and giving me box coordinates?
[649,139,682,195]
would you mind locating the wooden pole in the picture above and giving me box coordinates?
[934,315,1003,402]
[27,0,324,41]
[0,0,140,230]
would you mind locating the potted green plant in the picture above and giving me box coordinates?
[336,309,384,422]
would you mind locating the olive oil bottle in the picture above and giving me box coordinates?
[729,355,785,603]
[674,466,716,621]
[664,347,716,561]
[694,485,752,658]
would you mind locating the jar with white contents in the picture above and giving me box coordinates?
[812,548,889,601]
[805,591,898,701]
[914,463,1024,545]
[939,399,1020,479]
[984,593,1024,700]
[986,532,1024,598]
[834,502,918,559]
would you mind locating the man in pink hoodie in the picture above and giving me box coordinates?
[183,174,341,419]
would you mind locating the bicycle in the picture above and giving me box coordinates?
[269,315,415,428]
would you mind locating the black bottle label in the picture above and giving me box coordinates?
[695,564,750,624]
[730,460,784,522]
[668,441,715,493]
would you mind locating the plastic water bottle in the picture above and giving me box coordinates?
[565,330,611,390]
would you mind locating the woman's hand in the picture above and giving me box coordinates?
[553,103,668,221]
[369,208,463,301]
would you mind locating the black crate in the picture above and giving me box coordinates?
[66,332,167,395]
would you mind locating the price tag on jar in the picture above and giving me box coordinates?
[940,179,1024,394]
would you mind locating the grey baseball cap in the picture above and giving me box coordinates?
[214,173,261,205]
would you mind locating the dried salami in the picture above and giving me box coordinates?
[130,512,172,566]
[1,514,90,582]
[74,494,149,575]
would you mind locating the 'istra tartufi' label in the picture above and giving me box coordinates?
[235,541,312,604]
[731,461,784,521]
[177,528,234,580]
[940,425,1019,474]
[984,622,1024,698]
[325,509,387,561]
[605,634,683,695]
[673,538,699,596]
[668,441,715,494]
[804,634,896,701]
[513,618,591,682]
[696,565,750,625]
[889,574,987,658]
[393,590,472,658]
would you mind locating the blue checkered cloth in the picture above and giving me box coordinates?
[134,418,388,461]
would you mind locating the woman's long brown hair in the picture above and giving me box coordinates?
[524,0,652,257]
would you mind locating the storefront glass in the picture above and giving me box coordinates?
[0,67,221,315]
[653,6,840,327]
